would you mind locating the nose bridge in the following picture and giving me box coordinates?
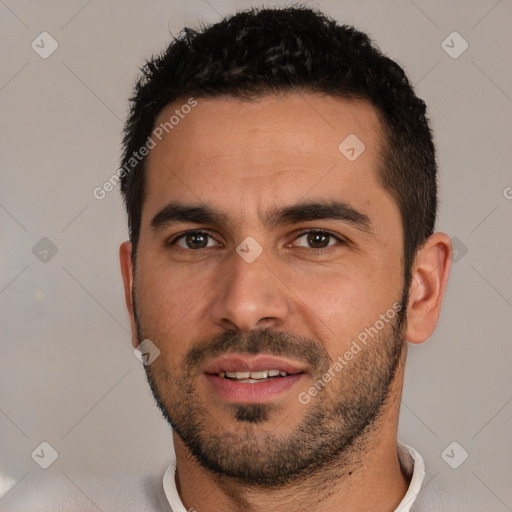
[211,245,289,332]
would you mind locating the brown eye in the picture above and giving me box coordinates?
[306,232,330,248]
[173,231,216,250]
[293,230,343,250]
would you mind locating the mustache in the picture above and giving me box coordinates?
[183,327,331,373]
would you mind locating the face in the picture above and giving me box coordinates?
[128,94,407,485]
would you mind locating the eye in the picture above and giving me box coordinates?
[292,230,345,250]
[168,229,345,252]
[171,230,218,250]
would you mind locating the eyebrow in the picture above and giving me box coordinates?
[150,199,373,235]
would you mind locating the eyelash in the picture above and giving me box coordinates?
[168,229,347,254]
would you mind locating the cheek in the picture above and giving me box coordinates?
[294,261,402,350]
[134,263,205,359]
[297,273,374,333]
[137,249,212,313]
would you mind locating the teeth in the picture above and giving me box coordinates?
[250,370,268,379]
[218,369,288,380]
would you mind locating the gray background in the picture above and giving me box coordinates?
[1,0,511,510]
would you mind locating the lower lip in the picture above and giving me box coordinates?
[204,373,304,403]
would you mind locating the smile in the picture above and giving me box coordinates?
[215,369,292,383]
[202,354,307,402]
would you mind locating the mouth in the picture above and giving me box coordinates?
[203,355,307,403]
[213,369,295,383]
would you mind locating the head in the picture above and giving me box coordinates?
[119,6,451,485]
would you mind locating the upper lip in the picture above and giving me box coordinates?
[203,354,307,375]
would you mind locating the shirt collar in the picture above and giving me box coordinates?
[162,442,425,512]
[394,442,426,512]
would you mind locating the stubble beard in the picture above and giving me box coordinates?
[135,297,407,487]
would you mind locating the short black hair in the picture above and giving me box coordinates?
[120,5,437,289]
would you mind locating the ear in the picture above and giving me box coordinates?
[119,241,139,349]
[405,232,452,344]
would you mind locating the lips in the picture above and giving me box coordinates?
[202,354,307,403]
[202,354,306,376]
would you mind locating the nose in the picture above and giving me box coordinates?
[210,248,290,332]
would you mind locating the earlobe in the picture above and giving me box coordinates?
[405,233,453,344]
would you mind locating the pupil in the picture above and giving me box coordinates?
[308,232,328,248]
[187,233,207,249]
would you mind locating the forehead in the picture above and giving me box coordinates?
[143,93,389,225]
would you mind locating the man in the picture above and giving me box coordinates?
[119,6,452,511]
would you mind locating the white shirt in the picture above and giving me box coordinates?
[163,442,425,512]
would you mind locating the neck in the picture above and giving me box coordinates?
[172,348,410,512]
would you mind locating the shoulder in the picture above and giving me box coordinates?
[1,468,173,511]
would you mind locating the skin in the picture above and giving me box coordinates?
[120,93,452,512]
